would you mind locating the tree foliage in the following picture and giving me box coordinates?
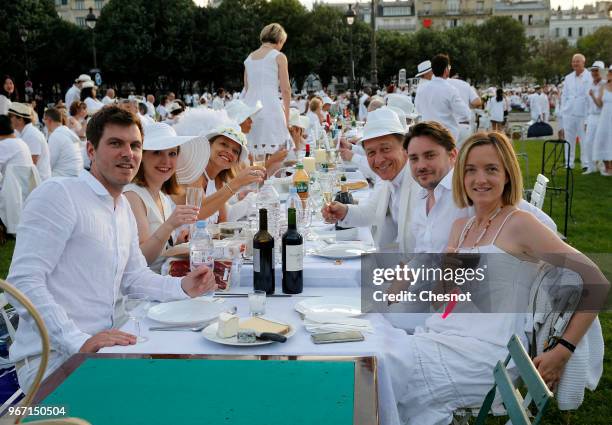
[577,26,612,66]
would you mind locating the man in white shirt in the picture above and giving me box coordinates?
[358,88,371,121]
[561,53,592,169]
[0,115,33,185]
[413,60,433,105]
[8,106,216,392]
[138,102,156,127]
[414,54,470,142]
[8,103,51,181]
[322,107,419,252]
[146,94,156,118]
[583,61,606,174]
[446,74,481,146]
[538,87,551,123]
[43,108,84,177]
[102,88,116,105]
[65,74,90,111]
[528,86,543,122]
[212,88,226,111]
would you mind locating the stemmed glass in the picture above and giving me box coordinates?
[125,293,152,343]
[185,187,204,235]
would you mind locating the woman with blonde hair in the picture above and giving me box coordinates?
[386,131,608,424]
[242,23,291,156]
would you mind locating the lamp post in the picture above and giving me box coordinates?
[85,7,98,71]
[19,27,29,79]
[345,4,356,91]
[370,0,378,87]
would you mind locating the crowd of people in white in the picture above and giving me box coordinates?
[0,22,610,425]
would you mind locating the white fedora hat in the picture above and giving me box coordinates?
[415,60,432,78]
[205,122,249,163]
[75,74,92,83]
[175,137,212,185]
[589,60,605,71]
[143,123,206,151]
[359,107,406,145]
[387,106,408,132]
[8,102,33,119]
[288,108,309,129]
[225,100,262,125]
[81,80,96,89]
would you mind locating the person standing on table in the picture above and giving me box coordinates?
[414,54,470,142]
[242,23,291,157]
[7,106,218,393]
[561,53,592,169]
[322,107,419,252]
[8,102,51,181]
[583,61,607,175]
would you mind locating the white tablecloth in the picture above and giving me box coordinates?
[103,287,406,425]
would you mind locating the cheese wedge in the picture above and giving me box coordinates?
[239,317,290,335]
[217,312,239,338]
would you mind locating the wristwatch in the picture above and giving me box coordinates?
[544,336,576,353]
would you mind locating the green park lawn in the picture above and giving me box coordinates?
[0,139,610,423]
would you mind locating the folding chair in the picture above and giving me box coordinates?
[528,174,549,210]
[474,334,553,425]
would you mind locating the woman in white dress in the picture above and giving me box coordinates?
[386,132,609,424]
[592,65,612,176]
[242,23,291,155]
[0,75,17,116]
[124,123,200,273]
[485,88,507,131]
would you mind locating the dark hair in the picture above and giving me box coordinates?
[138,102,148,115]
[86,106,143,149]
[80,87,95,102]
[1,75,18,101]
[132,148,183,196]
[404,121,456,151]
[44,107,63,123]
[9,111,31,126]
[170,99,186,116]
[0,115,14,135]
[69,100,87,117]
[431,54,450,77]
[217,88,225,96]
[496,88,503,102]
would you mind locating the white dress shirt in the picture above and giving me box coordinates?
[19,123,51,181]
[65,85,80,111]
[8,171,188,363]
[84,97,104,115]
[388,165,406,225]
[48,125,84,177]
[446,78,478,122]
[561,70,592,118]
[411,170,467,253]
[146,101,156,117]
[414,77,470,141]
[0,137,33,183]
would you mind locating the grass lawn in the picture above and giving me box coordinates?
[0,138,610,423]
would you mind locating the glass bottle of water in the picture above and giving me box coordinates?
[190,220,214,271]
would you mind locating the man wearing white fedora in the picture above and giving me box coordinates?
[322,107,419,252]
[8,102,51,181]
[65,74,91,112]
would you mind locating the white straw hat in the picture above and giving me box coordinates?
[226,100,262,125]
[8,102,32,119]
[359,107,406,145]
[288,108,309,129]
[415,60,432,78]
[143,123,206,151]
[75,74,92,83]
[175,137,211,185]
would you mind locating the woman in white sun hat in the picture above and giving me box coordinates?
[175,122,265,223]
[124,123,203,273]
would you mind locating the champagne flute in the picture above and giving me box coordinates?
[251,152,266,192]
[185,187,204,235]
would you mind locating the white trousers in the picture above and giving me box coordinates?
[563,115,586,168]
[15,351,69,394]
[583,114,600,169]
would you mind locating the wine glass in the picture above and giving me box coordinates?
[125,293,152,343]
[251,152,266,191]
[186,187,204,209]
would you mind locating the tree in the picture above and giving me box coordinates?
[577,26,612,66]
[476,16,528,85]
[526,38,575,84]
[375,30,418,85]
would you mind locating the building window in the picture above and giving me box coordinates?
[568,27,573,37]
[423,2,431,15]
[95,0,104,10]
[448,0,460,13]
[61,0,67,4]
[75,0,85,10]
[383,7,411,16]
[476,1,484,12]
[555,28,560,37]
[578,27,583,36]
[447,19,459,28]
[76,17,85,27]
[518,15,523,24]
[528,15,533,25]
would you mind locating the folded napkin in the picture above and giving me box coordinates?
[303,312,373,334]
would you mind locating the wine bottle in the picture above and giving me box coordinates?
[305,143,310,157]
[282,208,303,294]
[253,208,275,294]
[334,184,355,231]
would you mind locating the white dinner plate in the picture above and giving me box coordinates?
[295,296,362,317]
[202,318,296,346]
[147,299,227,326]
[310,243,375,259]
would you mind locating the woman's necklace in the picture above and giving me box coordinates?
[463,206,503,248]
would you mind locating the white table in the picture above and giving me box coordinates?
[103,287,407,425]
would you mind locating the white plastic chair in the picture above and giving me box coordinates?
[529,174,549,210]
[0,165,41,234]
